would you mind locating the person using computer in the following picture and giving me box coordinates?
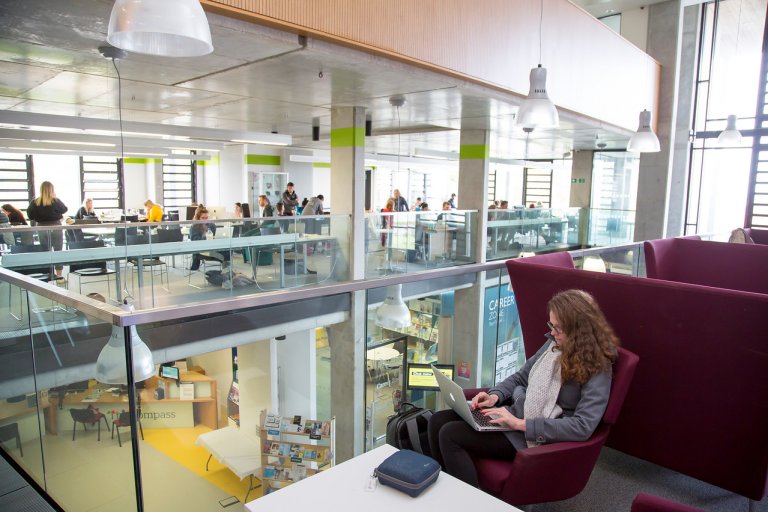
[189,207,230,271]
[427,289,618,488]
[142,199,163,223]
[75,198,96,220]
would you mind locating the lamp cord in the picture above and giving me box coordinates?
[111,56,133,303]
[539,0,543,64]
[396,105,401,179]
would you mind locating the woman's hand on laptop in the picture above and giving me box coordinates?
[483,407,525,431]
[471,392,499,410]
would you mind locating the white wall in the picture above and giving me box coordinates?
[217,146,247,211]
[188,348,234,426]
[621,7,649,52]
[283,149,315,206]
[123,161,149,210]
[273,331,317,420]
[238,339,273,443]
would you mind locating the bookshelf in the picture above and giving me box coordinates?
[259,410,335,495]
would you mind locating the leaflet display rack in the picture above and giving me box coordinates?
[259,410,335,495]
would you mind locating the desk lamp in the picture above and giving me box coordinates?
[95,303,154,384]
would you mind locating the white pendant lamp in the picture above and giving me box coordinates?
[627,110,661,153]
[717,115,742,146]
[516,65,559,129]
[107,0,213,57]
[375,284,412,329]
[96,304,155,384]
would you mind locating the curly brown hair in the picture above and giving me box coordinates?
[548,289,619,384]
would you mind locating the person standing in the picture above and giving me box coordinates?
[411,197,423,211]
[143,199,163,222]
[26,181,68,278]
[281,182,299,215]
[75,198,96,219]
[302,195,324,235]
[380,197,395,247]
[393,189,409,212]
[447,193,457,209]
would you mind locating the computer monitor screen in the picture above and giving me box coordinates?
[241,203,251,218]
[406,363,455,391]
[120,214,139,223]
[74,217,100,225]
[159,365,180,381]
[186,206,199,221]
[207,205,225,219]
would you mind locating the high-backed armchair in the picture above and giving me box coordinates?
[461,346,639,507]
[631,493,704,512]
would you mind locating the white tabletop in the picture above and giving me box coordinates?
[366,347,401,361]
[245,444,518,511]
[196,427,262,480]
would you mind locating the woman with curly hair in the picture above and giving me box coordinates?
[428,289,619,487]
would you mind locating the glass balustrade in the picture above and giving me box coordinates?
[0,216,351,310]
[486,207,583,260]
[364,210,477,277]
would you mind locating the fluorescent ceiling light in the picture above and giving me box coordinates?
[33,139,115,147]
[413,148,458,160]
[230,139,290,146]
[0,112,292,147]
[289,154,331,164]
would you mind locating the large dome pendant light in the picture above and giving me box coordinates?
[515,0,559,129]
[627,109,661,153]
[375,284,412,329]
[107,0,214,57]
[95,303,155,384]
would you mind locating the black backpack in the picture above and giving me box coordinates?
[385,403,433,456]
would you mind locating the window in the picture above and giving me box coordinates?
[686,0,767,232]
[162,159,196,209]
[80,156,123,213]
[522,165,553,207]
[0,153,33,213]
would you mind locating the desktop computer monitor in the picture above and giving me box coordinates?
[186,205,199,221]
[241,203,251,218]
[207,205,225,219]
[159,365,180,382]
[120,214,139,223]
[406,363,455,391]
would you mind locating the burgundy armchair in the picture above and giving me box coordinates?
[631,493,704,512]
[462,346,639,507]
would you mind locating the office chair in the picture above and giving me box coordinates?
[67,240,117,298]
[0,422,23,457]
[70,406,109,441]
[7,244,53,320]
[111,410,144,447]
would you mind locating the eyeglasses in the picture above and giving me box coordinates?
[547,321,563,335]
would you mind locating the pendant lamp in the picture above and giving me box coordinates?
[717,115,742,146]
[95,303,155,384]
[627,110,661,153]
[516,65,559,129]
[375,284,412,329]
[107,0,213,57]
[515,0,559,129]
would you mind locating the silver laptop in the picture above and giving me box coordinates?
[431,364,512,432]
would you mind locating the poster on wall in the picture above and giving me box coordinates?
[482,285,525,385]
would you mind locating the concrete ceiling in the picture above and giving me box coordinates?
[0,0,636,161]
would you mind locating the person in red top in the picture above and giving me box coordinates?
[380,197,395,247]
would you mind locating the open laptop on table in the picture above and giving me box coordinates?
[431,364,512,432]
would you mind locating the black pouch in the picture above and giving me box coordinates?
[375,449,440,497]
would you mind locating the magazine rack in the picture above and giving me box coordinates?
[259,410,335,495]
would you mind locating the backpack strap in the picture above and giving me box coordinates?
[405,410,432,454]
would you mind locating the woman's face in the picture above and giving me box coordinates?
[548,311,567,346]
[86,199,93,210]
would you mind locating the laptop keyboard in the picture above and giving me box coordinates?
[471,407,497,427]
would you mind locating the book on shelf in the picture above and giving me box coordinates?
[264,413,281,430]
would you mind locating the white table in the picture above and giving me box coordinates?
[196,426,263,502]
[366,347,401,361]
[245,444,519,511]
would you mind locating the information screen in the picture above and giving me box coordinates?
[159,365,180,381]
[406,364,454,391]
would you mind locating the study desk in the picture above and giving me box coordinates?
[245,444,519,511]
[196,426,262,502]
[0,398,56,437]
[487,216,568,254]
